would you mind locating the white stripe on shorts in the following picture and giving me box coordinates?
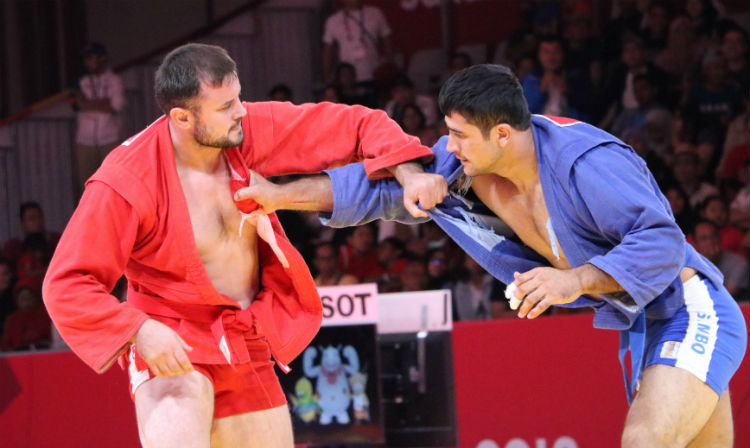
[674,276,719,382]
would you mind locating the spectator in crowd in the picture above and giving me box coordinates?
[16,233,52,291]
[73,42,125,195]
[399,256,429,292]
[322,0,392,84]
[376,237,407,293]
[425,248,456,292]
[394,103,439,147]
[698,195,747,257]
[639,0,671,59]
[720,26,749,91]
[404,221,447,257]
[321,84,341,103]
[654,16,703,78]
[268,83,293,102]
[621,128,673,188]
[611,73,666,137]
[1,279,51,351]
[0,258,15,335]
[685,0,718,43]
[331,62,377,108]
[453,256,494,321]
[1,202,59,266]
[312,242,357,287]
[692,220,749,300]
[384,75,438,127]
[521,35,580,118]
[440,52,474,88]
[562,11,606,122]
[664,183,697,235]
[643,108,674,162]
[601,35,669,129]
[685,50,742,145]
[718,86,749,182]
[672,150,720,207]
[601,0,643,62]
[729,160,750,233]
[339,224,382,282]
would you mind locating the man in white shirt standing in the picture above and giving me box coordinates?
[74,42,125,196]
[322,0,392,83]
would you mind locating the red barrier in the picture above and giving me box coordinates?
[1,305,747,447]
[452,305,750,448]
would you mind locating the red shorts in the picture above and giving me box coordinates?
[126,335,287,419]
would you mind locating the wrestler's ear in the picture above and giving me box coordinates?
[493,123,512,148]
[169,106,194,130]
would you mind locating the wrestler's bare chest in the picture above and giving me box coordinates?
[471,174,570,269]
[176,161,259,307]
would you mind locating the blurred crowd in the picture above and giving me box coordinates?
[2,0,748,352]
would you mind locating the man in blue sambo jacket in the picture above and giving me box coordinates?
[236,64,746,447]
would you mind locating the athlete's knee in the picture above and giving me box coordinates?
[621,423,686,448]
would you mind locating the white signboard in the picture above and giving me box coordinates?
[316,283,379,327]
[377,289,452,334]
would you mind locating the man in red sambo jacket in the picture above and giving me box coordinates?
[42,43,446,447]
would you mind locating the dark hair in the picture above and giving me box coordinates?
[395,103,426,130]
[380,237,405,253]
[438,64,531,136]
[269,83,292,100]
[19,201,42,220]
[154,43,237,114]
[82,42,107,57]
[692,219,719,235]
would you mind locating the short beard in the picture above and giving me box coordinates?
[193,120,244,149]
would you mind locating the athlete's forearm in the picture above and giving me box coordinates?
[275,175,334,212]
[572,263,623,296]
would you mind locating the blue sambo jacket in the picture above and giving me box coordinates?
[321,115,724,331]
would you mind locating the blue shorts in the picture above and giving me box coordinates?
[643,275,747,395]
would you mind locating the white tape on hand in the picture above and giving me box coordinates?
[505,282,522,310]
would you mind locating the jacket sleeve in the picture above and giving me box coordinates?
[42,182,149,373]
[569,144,685,309]
[319,138,457,227]
[242,101,434,180]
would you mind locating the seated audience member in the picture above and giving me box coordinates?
[1,280,51,351]
[384,75,438,127]
[621,128,672,188]
[16,232,52,291]
[698,195,747,257]
[0,258,15,334]
[671,150,719,207]
[313,242,358,287]
[654,15,703,78]
[332,62,377,108]
[339,224,382,282]
[404,222,447,257]
[685,0,718,43]
[692,220,749,300]
[521,35,581,118]
[377,237,407,293]
[601,35,670,128]
[685,50,742,144]
[729,160,750,232]
[453,256,494,321]
[610,73,666,137]
[320,84,341,103]
[720,26,749,91]
[439,52,473,88]
[399,256,429,292]
[268,83,293,102]
[664,183,697,235]
[718,86,749,180]
[562,11,606,122]
[2,202,59,265]
[425,248,455,293]
[639,0,671,59]
[643,108,674,162]
[394,103,439,147]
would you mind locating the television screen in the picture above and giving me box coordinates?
[279,284,384,445]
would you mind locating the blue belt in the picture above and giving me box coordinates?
[618,311,646,404]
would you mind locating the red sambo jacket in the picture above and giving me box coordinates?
[42,101,432,373]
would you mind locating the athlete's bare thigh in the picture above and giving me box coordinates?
[134,371,214,448]
[211,404,294,448]
[621,364,724,447]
